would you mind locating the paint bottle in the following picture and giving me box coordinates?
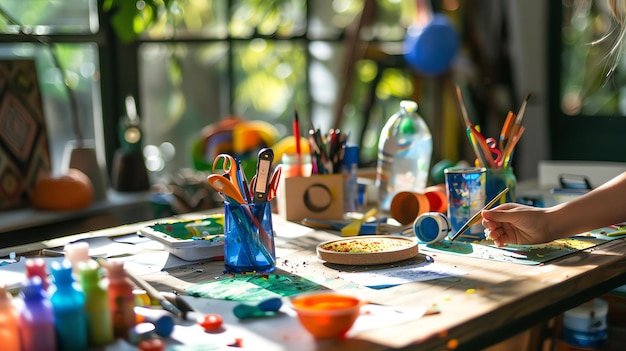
[19,276,57,351]
[0,285,21,351]
[49,260,88,351]
[562,298,608,349]
[78,259,114,347]
[106,260,136,339]
[25,257,51,291]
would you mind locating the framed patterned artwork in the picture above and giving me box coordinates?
[0,59,51,209]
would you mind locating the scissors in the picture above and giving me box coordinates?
[485,137,502,165]
[250,165,282,202]
[207,174,246,204]
[212,154,245,200]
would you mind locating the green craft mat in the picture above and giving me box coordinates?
[421,226,625,265]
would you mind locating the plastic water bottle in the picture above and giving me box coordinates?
[376,100,433,212]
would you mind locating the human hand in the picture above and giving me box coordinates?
[481,203,552,247]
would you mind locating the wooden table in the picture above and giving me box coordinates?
[3,212,626,351]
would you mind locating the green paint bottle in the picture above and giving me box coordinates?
[78,260,113,347]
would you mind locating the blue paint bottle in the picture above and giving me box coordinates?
[19,276,57,351]
[49,260,88,351]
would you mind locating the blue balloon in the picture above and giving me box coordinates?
[403,14,459,76]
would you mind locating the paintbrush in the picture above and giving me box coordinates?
[449,187,510,242]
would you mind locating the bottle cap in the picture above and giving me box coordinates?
[400,100,418,112]
[50,260,74,285]
[105,260,126,280]
[20,276,46,300]
[64,241,90,264]
[77,259,101,286]
[413,212,451,244]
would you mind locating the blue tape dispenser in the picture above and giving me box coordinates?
[413,212,451,244]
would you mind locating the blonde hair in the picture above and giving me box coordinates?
[601,0,626,76]
[609,0,626,23]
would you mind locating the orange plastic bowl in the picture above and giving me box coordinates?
[291,292,362,339]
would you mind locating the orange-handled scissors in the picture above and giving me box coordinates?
[212,153,241,196]
[207,174,246,204]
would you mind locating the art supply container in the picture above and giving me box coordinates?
[290,292,362,339]
[413,212,451,244]
[486,168,516,204]
[281,153,312,178]
[562,298,608,349]
[224,201,276,273]
[445,167,486,237]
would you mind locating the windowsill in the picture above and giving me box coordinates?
[0,190,154,248]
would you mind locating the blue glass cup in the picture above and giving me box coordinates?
[223,202,276,273]
[486,168,517,204]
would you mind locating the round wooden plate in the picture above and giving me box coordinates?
[316,236,419,265]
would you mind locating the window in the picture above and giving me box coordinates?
[549,0,626,161]
[2,0,465,189]
[0,0,102,172]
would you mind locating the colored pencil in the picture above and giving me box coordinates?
[293,108,302,159]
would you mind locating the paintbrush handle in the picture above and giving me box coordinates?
[450,187,510,242]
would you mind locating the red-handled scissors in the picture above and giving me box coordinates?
[485,137,502,165]
[250,165,282,202]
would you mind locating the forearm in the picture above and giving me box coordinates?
[548,172,626,238]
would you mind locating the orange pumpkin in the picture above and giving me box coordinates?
[31,168,94,210]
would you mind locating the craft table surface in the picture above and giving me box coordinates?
[3,210,626,351]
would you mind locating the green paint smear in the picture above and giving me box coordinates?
[186,274,326,302]
[149,216,224,240]
[427,241,474,254]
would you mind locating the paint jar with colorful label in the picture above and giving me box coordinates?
[562,298,608,349]
[223,201,276,274]
[444,167,486,238]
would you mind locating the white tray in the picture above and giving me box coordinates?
[138,215,225,261]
